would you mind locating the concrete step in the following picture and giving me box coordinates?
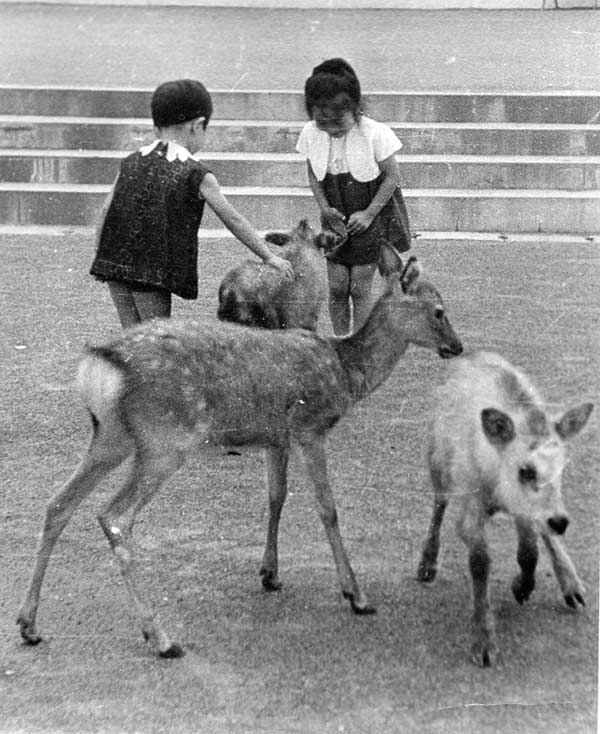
[2,85,598,235]
[3,150,600,191]
[3,86,600,124]
[2,117,599,157]
[2,182,599,234]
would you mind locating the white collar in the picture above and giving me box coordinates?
[140,140,198,162]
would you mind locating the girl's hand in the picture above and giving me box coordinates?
[265,254,294,280]
[347,210,374,235]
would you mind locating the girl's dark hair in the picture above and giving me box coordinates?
[304,58,362,118]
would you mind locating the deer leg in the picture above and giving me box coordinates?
[18,425,131,645]
[512,516,538,604]
[417,464,449,583]
[97,449,185,658]
[298,436,375,615]
[417,498,447,583]
[259,445,289,591]
[457,504,499,667]
[541,533,586,609]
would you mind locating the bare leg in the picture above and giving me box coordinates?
[541,533,586,609]
[348,263,378,331]
[457,505,499,667]
[298,435,375,614]
[18,428,130,644]
[108,281,141,328]
[97,450,185,658]
[512,516,538,604]
[132,287,172,322]
[327,261,352,335]
[260,445,289,591]
[108,281,171,328]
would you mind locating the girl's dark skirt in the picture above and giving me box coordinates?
[321,171,411,266]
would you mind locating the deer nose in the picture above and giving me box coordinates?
[547,515,569,535]
[439,340,463,359]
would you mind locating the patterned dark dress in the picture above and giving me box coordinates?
[91,141,210,300]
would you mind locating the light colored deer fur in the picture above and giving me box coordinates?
[18,258,462,658]
[417,350,593,667]
[217,219,331,330]
[217,218,405,331]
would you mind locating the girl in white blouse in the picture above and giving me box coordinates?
[297,58,411,335]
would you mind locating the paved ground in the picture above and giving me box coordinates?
[1,5,599,91]
[1,232,599,734]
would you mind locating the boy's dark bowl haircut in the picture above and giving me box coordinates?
[151,79,213,129]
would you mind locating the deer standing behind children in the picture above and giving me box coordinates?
[18,258,462,658]
[417,350,593,667]
[217,219,404,331]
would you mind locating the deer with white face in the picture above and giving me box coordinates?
[18,258,462,658]
[417,351,593,667]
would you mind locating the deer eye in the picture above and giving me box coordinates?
[518,464,537,485]
[434,306,444,320]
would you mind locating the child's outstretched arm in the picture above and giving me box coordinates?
[200,173,293,279]
[346,154,402,236]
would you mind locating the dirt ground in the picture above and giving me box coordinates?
[0,231,598,733]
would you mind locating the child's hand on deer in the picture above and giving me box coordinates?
[264,253,294,279]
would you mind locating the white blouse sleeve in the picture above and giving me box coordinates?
[295,122,311,155]
[295,121,329,181]
[372,121,402,162]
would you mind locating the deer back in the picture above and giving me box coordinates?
[83,318,353,449]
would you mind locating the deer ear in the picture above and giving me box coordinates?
[555,402,594,440]
[400,256,422,294]
[265,232,290,247]
[481,408,515,445]
[379,242,404,277]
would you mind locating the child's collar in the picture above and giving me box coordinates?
[140,139,198,162]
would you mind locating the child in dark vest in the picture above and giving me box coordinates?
[91,79,293,327]
[297,59,411,335]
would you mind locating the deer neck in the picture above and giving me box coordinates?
[332,298,415,400]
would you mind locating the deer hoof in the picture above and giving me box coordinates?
[159,643,185,659]
[259,568,282,592]
[18,618,42,646]
[343,591,377,615]
[564,592,586,609]
[511,574,534,604]
[417,563,437,583]
[471,642,501,668]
